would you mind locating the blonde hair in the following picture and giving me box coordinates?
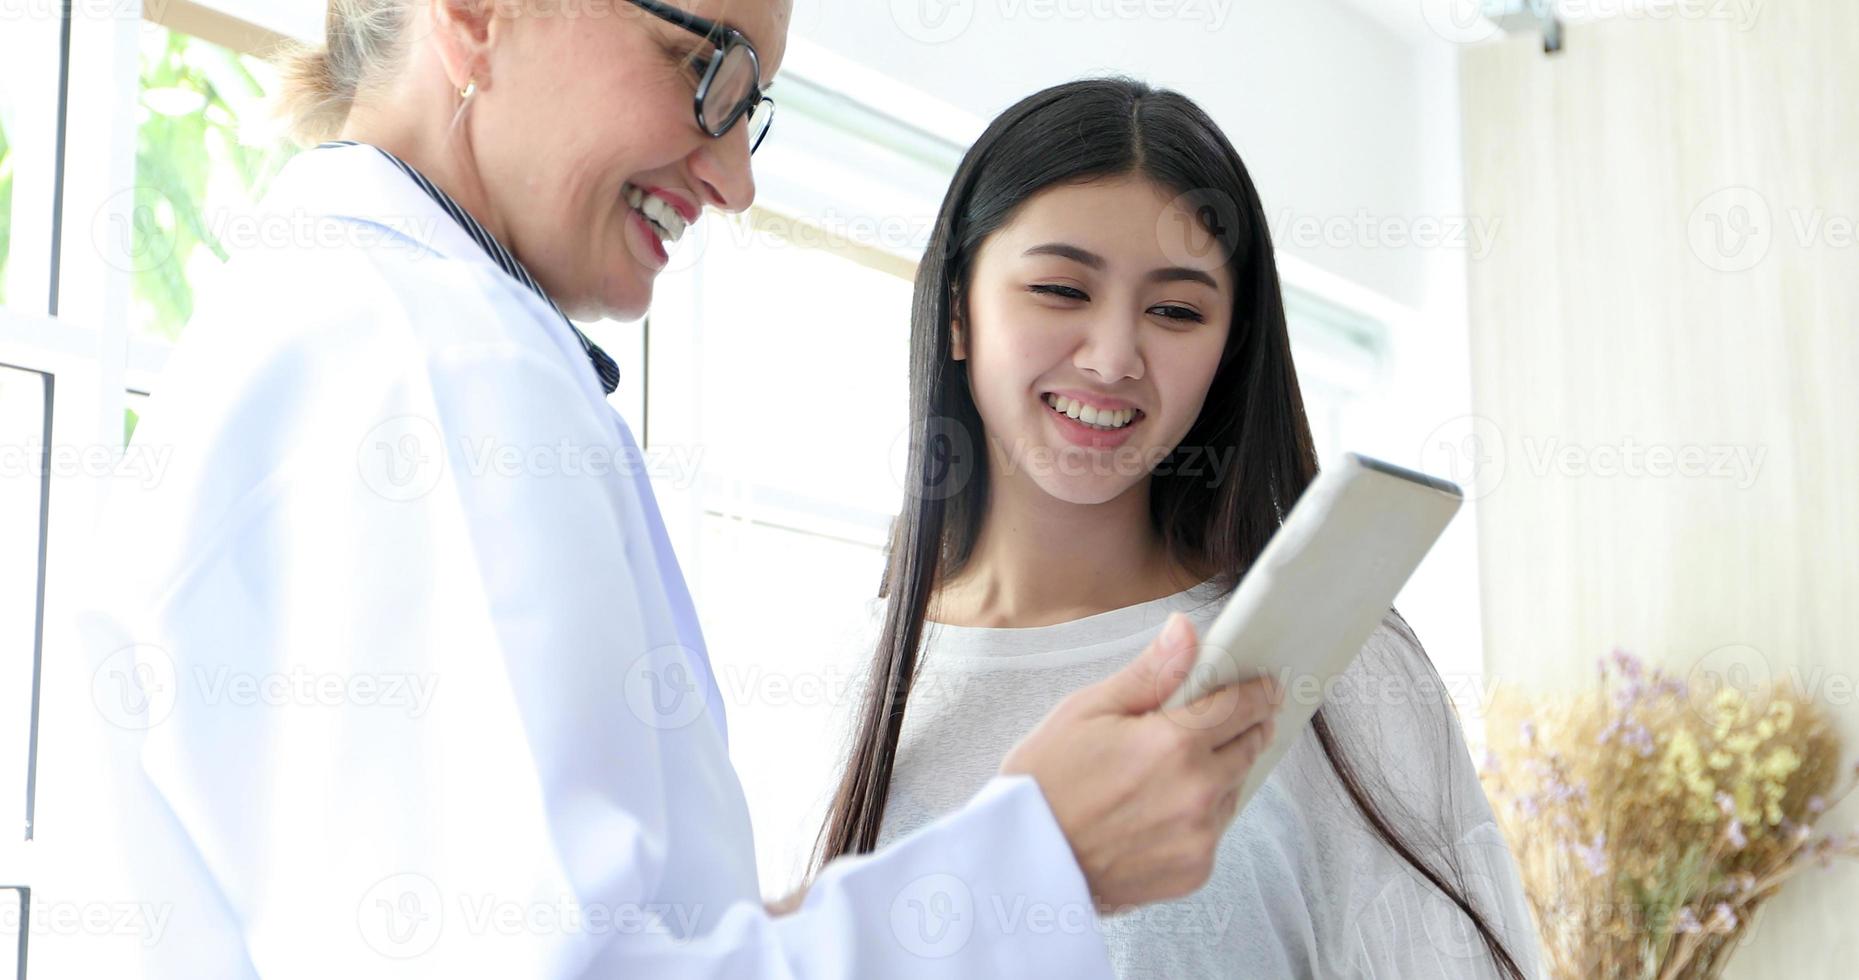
[276,0,413,147]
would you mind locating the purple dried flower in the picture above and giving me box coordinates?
[1610,648,1644,680]
[1708,903,1738,932]
[1675,906,1702,934]
[1569,832,1609,876]
[1716,791,1735,817]
[1808,796,1828,815]
[1625,723,1655,757]
[1610,679,1648,710]
[1519,720,1537,747]
[1726,820,1748,850]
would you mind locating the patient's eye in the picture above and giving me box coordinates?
[1150,304,1205,324]
[1028,284,1088,301]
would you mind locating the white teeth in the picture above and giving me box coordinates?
[624,185,689,243]
[1043,394,1138,430]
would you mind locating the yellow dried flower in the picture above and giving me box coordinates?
[1482,658,1854,980]
[1761,746,1801,780]
[1666,728,1700,769]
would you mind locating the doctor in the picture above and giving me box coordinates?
[80,0,1281,976]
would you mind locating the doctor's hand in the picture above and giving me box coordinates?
[999,611,1279,909]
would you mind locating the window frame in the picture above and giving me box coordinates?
[0,0,79,915]
[0,4,287,975]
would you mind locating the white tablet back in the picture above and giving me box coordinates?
[1163,453,1463,810]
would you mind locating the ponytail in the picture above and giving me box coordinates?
[275,0,411,147]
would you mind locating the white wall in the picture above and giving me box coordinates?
[796,0,1431,307]
[1461,8,1859,976]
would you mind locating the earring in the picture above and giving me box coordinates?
[460,78,478,101]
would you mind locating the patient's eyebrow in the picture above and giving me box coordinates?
[1024,242,1106,269]
[1024,242,1219,289]
[1149,266,1219,289]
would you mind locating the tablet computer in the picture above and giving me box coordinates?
[1163,452,1463,808]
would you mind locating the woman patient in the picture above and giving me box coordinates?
[812,78,1541,979]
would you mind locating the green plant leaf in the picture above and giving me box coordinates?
[0,113,13,309]
[129,26,295,341]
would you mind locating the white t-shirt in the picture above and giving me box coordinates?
[873,582,1544,979]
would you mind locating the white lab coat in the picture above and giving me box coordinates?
[78,143,1114,978]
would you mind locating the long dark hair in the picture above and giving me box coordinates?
[812,77,1524,979]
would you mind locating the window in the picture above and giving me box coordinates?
[123,390,150,445]
[0,14,62,980]
[651,212,914,890]
[637,65,961,890]
[130,23,294,342]
[0,886,22,980]
[0,364,50,848]
[0,112,13,308]
[0,11,61,318]
[685,217,915,529]
[1285,288,1389,459]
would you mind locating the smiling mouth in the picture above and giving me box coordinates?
[623,184,690,245]
[1043,392,1143,431]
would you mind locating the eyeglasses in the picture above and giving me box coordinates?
[626,0,776,155]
